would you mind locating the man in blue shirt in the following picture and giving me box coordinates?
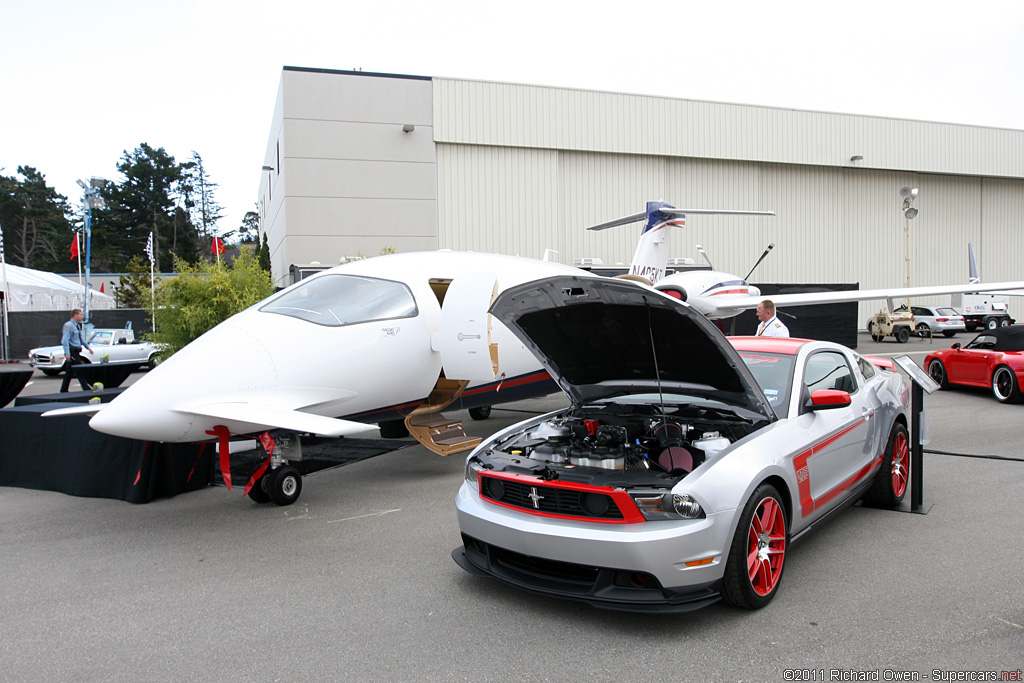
[59,308,93,393]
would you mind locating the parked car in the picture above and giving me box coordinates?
[453,277,911,612]
[924,327,1024,403]
[29,328,163,375]
[908,305,966,337]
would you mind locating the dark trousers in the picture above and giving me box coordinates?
[59,347,92,393]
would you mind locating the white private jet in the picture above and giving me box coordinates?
[67,200,1024,505]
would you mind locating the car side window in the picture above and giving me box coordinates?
[966,334,997,350]
[857,356,876,380]
[803,351,857,396]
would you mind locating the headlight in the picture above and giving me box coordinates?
[630,491,705,520]
[465,459,483,484]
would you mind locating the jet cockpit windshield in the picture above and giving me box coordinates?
[260,274,418,327]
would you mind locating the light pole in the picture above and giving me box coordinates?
[900,186,919,308]
[76,177,107,324]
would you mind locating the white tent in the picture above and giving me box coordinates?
[0,262,115,312]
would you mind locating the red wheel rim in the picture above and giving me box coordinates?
[891,431,909,497]
[747,497,786,596]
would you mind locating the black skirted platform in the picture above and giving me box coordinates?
[0,403,212,503]
[72,361,143,389]
[15,387,126,406]
[0,367,33,408]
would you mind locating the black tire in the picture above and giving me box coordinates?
[269,466,302,506]
[378,419,409,439]
[247,470,272,503]
[862,423,909,508]
[992,366,1021,404]
[895,326,910,344]
[868,323,882,343]
[999,318,1012,328]
[984,317,998,330]
[721,484,788,610]
[915,323,930,337]
[41,368,62,377]
[928,359,950,389]
[468,405,492,421]
[942,331,956,338]
[147,353,163,370]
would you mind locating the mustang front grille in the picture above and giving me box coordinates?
[480,475,625,521]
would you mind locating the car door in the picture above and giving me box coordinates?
[790,350,874,522]
[949,334,997,385]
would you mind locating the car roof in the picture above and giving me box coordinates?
[974,326,1024,351]
[727,336,813,356]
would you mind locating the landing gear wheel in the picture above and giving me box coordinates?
[468,405,492,421]
[992,366,1021,404]
[916,323,930,337]
[269,466,302,506]
[722,484,787,610]
[378,419,409,439]
[928,359,949,389]
[247,470,272,503]
[895,326,910,344]
[863,423,909,507]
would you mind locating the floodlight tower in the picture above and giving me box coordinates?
[900,186,919,307]
[76,177,107,324]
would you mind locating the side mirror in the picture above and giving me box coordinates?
[952,343,961,350]
[806,389,852,411]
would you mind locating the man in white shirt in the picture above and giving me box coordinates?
[755,300,790,337]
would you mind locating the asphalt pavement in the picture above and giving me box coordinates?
[1,332,1022,682]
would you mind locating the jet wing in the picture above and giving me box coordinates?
[713,280,1024,314]
[42,404,106,417]
[184,402,376,438]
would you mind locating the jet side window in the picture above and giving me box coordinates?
[260,275,418,327]
[803,351,856,396]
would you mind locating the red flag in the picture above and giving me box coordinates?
[211,236,225,255]
[100,282,105,294]
[69,235,79,260]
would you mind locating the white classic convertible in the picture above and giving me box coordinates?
[29,328,163,375]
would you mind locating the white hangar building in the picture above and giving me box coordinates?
[258,67,1024,321]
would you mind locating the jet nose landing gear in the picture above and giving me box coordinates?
[248,432,304,506]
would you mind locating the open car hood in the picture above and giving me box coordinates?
[489,276,775,420]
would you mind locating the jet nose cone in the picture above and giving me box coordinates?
[748,285,761,298]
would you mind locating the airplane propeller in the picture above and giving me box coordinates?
[744,242,775,281]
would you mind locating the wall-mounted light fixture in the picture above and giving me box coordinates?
[850,155,864,162]
[402,124,415,133]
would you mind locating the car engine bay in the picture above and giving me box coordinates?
[470,402,767,487]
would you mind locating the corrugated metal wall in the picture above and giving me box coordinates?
[433,78,1024,322]
[434,78,1024,178]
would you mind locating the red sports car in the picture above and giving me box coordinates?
[924,327,1024,403]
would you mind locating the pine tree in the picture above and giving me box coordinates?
[258,233,271,274]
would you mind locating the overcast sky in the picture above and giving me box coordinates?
[3,0,1023,243]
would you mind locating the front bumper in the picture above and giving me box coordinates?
[453,482,734,613]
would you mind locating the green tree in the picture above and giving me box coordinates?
[93,143,202,272]
[0,166,74,271]
[114,255,154,308]
[258,232,271,273]
[179,151,223,243]
[237,208,259,244]
[147,247,273,356]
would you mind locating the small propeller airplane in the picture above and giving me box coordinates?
[54,200,1024,505]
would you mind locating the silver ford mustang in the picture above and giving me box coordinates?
[453,276,911,612]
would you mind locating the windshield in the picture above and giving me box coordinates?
[739,351,795,418]
[261,274,418,327]
[87,331,113,345]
